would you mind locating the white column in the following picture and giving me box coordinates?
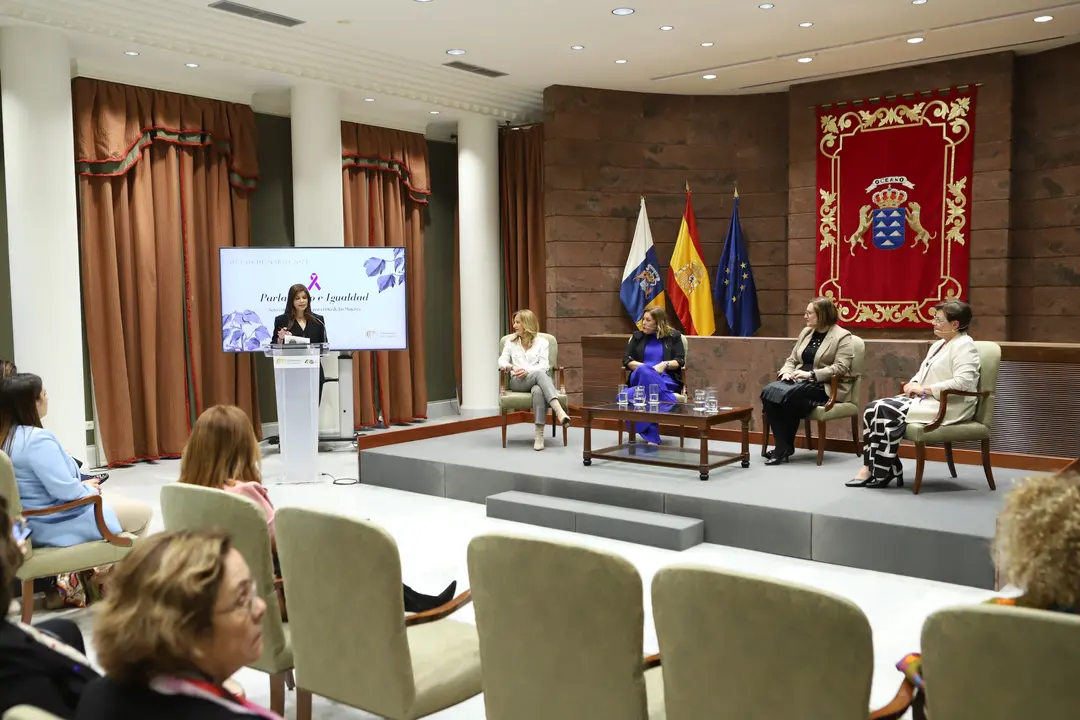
[0,28,86,458]
[457,114,501,412]
[289,83,348,435]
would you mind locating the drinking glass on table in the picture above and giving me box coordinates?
[617,384,629,406]
[648,383,660,405]
[705,387,718,413]
[633,385,646,407]
[693,388,706,412]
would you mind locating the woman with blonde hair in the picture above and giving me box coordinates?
[621,306,685,444]
[498,309,570,451]
[178,405,456,614]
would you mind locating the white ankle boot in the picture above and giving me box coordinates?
[533,424,545,451]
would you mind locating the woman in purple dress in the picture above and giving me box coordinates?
[622,307,685,444]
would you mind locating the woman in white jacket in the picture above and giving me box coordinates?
[498,309,570,451]
[847,300,980,489]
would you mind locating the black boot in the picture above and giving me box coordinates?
[403,581,457,613]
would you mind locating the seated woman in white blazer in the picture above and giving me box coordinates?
[847,300,981,489]
[498,309,570,451]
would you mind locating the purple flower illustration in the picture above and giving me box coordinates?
[366,249,405,293]
[222,310,271,351]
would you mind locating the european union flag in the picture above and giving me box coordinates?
[714,192,761,336]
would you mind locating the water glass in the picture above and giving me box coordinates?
[616,385,628,406]
[648,383,660,404]
[633,385,646,407]
[693,388,706,411]
[705,387,719,413]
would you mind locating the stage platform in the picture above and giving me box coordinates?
[359,425,1035,589]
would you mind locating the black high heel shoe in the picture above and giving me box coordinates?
[764,450,791,466]
[866,475,904,489]
[845,475,873,488]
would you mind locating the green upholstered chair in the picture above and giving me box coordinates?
[3,707,64,720]
[160,484,293,716]
[904,340,1000,494]
[275,508,480,720]
[0,450,135,624]
[618,332,690,446]
[498,332,568,447]
[762,335,865,466]
[651,565,875,720]
[921,604,1080,719]
[467,534,665,720]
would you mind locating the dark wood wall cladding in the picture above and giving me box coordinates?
[581,335,1080,461]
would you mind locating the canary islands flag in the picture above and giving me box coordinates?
[667,189,715,336]
[620,197,666,328]
[714,192,761,336]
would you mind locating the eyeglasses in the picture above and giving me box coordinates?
[931,316,950,325]
[803,311,815,317]
[217,578,260,616]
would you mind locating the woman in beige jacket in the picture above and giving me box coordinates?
[847,300,981,488]
[761,297,855,465]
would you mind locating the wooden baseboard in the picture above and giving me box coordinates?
[355,412,530,451]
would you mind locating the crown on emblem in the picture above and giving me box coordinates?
[872,187,908,209]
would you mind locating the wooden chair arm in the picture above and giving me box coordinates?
[21,494,133,547]
[869,678,917,719]
[920,388,991,432]
[643,653,661,670]
[499,368,508,394]
[821,373,861,412]
[405,588,472,627]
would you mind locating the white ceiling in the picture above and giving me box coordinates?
[1,0,1078,136]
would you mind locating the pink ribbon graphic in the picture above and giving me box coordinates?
[307,273,321,291]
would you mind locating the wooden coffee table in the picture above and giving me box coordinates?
[580,402,752,480]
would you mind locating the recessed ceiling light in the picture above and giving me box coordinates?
[701,42,714,47]
[799,22,813,28]
[429,110,440,115]
[612,8,634,16]
[797,57,813,63]
[659,25,674,31]
[907,37,924,44]
[1034,15,1053,23]
[363,97,375,102]
[414,0,434,3]
[703,74,717,79]
[759,3,774,8]
[912,0,927,4]
[615,59,628,64]
[571,45,585,50]
[446,49,466,55]
[185,62,199,68]
[124,50,139,56]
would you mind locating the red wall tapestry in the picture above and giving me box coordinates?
[815,87,977,328]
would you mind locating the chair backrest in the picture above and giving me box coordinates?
[973,340,1001,428]
[500,332,559,374]
[679,331,689,365]
[3,706,64,720]
[922,604,1080,719]
[159,484,287,666]
[652,565,873,720]
[275,508,416,717]
[847,335,865,404]
[0,450,35,563]
[467,533,649,720]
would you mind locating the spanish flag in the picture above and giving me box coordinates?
[667,188,716,336]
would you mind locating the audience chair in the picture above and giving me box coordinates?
[276,508,479,720]
[498,332,569,447]
[651,565,879,719]
[0,451,135,624]
[160,484,293,716]
[619,331,690,446]
[921,604,1080,719]
[903,340,1000,494]
[3,708,63,720]
[761,336,864,465]
[467,533,664,720]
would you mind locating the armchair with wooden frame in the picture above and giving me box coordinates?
[903,340,1000,495]
[498,332,568,448]
[761,336,865,466]
[618,332,690,446]
[0,450,135,624]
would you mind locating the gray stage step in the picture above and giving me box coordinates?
[486,491,704,551]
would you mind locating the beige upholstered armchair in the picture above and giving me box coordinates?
[467,534,665,720]
[498,332,568,447]
[651,565,883,719]
[761,335,864,466]
[275,508,479,720]
[0,450,135,624]
[919,604,1080,718]
[904,340,1000,494]
[160,484,294,716]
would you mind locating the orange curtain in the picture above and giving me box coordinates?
[341,122,429,425]
[73,78,260,464]
[499,124,546,322]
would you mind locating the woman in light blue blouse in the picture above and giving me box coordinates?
[0,373,152,547]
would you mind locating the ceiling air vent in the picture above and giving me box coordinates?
[443,61,508,79]
[208,1,306,28]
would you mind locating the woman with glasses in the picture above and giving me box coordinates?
[760,297,854,465]
[847,300,980,489]
[74,530,280,719]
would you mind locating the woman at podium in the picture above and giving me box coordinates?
[273,283,328,399]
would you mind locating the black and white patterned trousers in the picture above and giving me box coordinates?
[862,396,914,484]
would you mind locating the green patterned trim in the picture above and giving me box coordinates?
[342,154,430,204]
[76,127,258,190]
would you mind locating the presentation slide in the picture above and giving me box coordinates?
[219,247,407,352]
